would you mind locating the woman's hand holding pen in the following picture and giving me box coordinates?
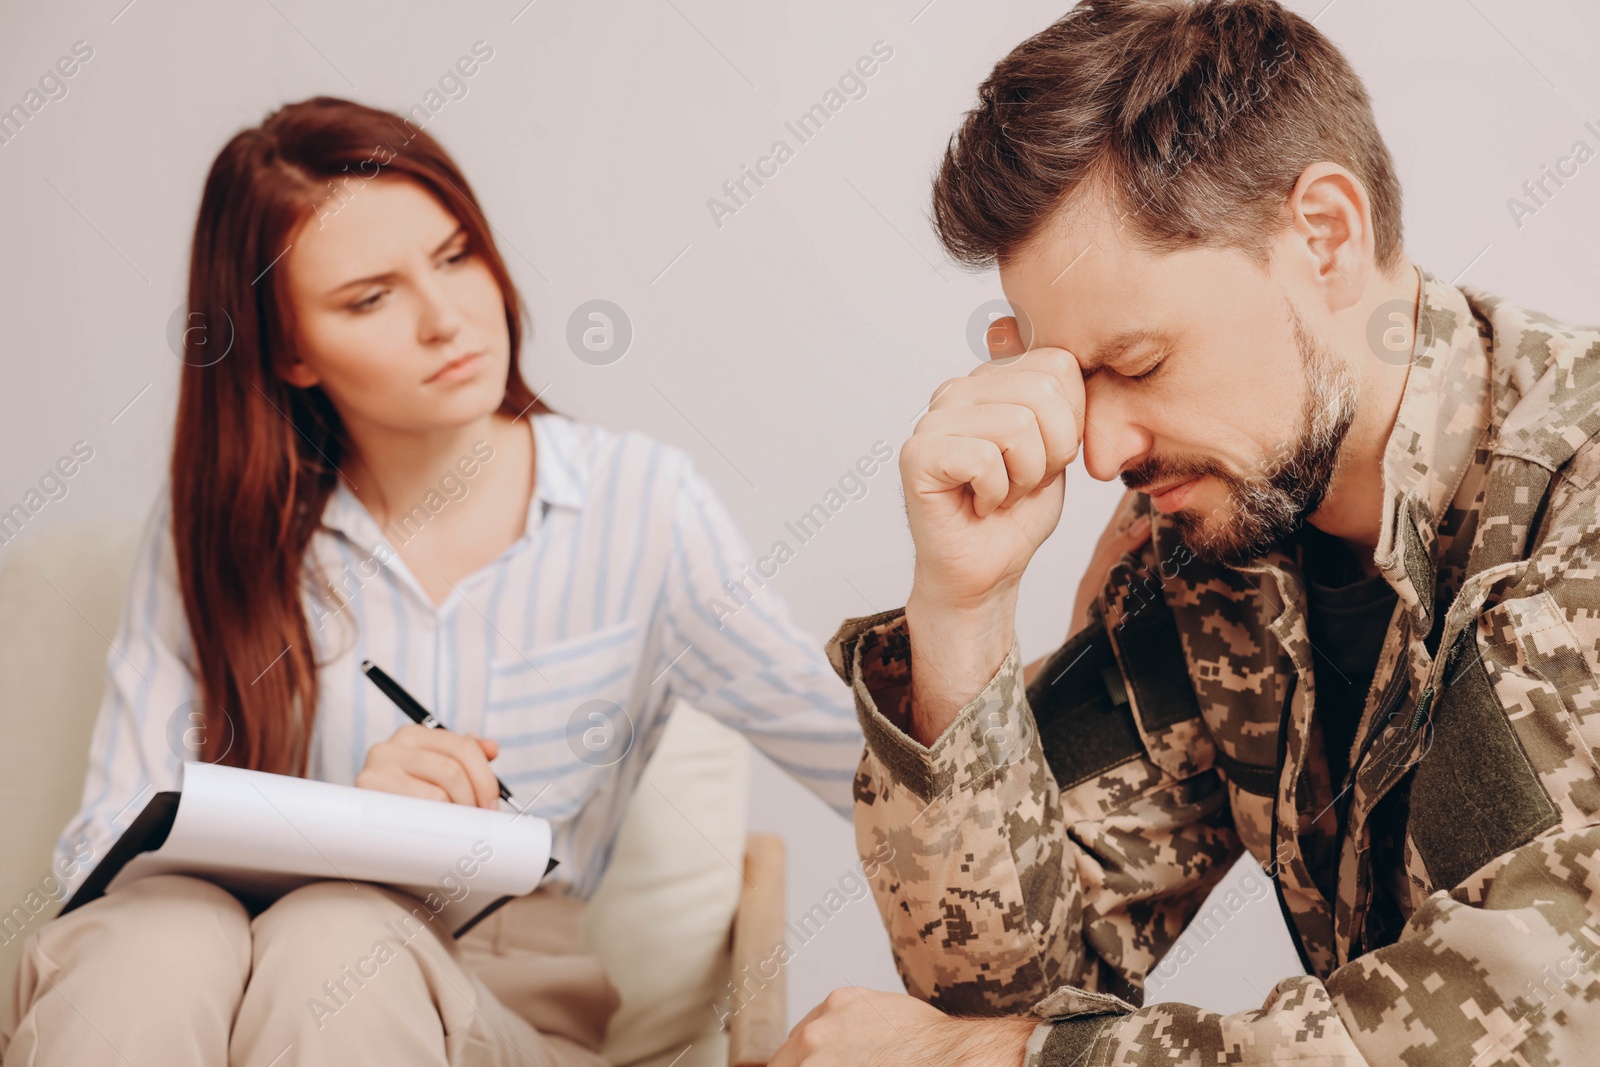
[356,724,504,809]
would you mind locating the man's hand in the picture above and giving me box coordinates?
[356,724,503,809]
[770,988,1037,1067]
[901,316,1085,743]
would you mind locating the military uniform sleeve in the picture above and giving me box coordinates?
[826,608,1240,1017]
[832,613,1600,1065]
[1004,500,1600,1065]
[1010,815,1600,1066]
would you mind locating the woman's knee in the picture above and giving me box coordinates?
[27,874,251,993]
[243,882,455,1039]
[252,881,444,966]
[61,874,246,944]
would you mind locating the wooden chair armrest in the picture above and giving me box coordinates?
[728,833,786,1067]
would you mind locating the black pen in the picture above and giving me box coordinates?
[361,659,515,805]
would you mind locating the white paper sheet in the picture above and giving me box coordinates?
[1142,852,1308,1015]
[110,762,553,934]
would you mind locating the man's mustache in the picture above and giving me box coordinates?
[1121,457,1224,494]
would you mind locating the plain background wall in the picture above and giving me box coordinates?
[2,0,1597,1025]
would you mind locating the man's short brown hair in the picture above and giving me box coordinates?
[931,0,1403,273]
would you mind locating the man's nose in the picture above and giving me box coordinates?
[1079,397,1149,483]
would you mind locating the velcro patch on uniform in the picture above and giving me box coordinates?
[1027,623,1146,791]
[1408,629,1559,890]
[1116,605,1204,731]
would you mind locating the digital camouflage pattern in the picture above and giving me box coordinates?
[827,266,1600,1065]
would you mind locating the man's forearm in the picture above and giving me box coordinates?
[849,608,1088,1012]
[904,588,1018,746]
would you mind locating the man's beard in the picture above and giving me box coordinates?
[1121,305,1359,569]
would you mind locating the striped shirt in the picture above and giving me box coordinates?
[55,414,862,898]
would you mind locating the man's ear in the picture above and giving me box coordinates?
[1286,161,1373,314]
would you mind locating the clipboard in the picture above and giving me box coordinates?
[61,763,559,939]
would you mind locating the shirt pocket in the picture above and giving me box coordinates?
[482,618,644,820]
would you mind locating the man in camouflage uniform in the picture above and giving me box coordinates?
[766,2,1600,1066]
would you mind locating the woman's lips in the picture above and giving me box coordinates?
[425,351,484,385]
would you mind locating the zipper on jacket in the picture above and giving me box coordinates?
[1266,673,1318,976]
[1330,656,1411,962]
[1339,652,1411,798]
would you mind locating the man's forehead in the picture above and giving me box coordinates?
[1002,263,1170,370]
[1000,211,1168,364]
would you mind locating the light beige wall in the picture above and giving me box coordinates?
[1,0,1597,1025]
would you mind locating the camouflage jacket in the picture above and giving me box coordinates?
[827,267,1600,1065]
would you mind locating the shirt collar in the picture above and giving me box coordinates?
[319,413,589,559]
[1372,264,1493,629]
[529,413,589,511]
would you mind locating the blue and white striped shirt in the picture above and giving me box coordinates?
[55,414,862,897]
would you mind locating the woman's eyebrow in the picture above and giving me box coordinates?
[324,226,468,295]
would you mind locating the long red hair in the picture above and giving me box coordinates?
[172,96,546,774]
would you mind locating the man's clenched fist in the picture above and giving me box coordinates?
[900,317,1086,743]
[769,987,1037,1067]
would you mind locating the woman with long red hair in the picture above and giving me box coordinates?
[4,97,864,1065]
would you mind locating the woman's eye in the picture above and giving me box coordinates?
[351,290,386,312]
[445,247,472,265]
